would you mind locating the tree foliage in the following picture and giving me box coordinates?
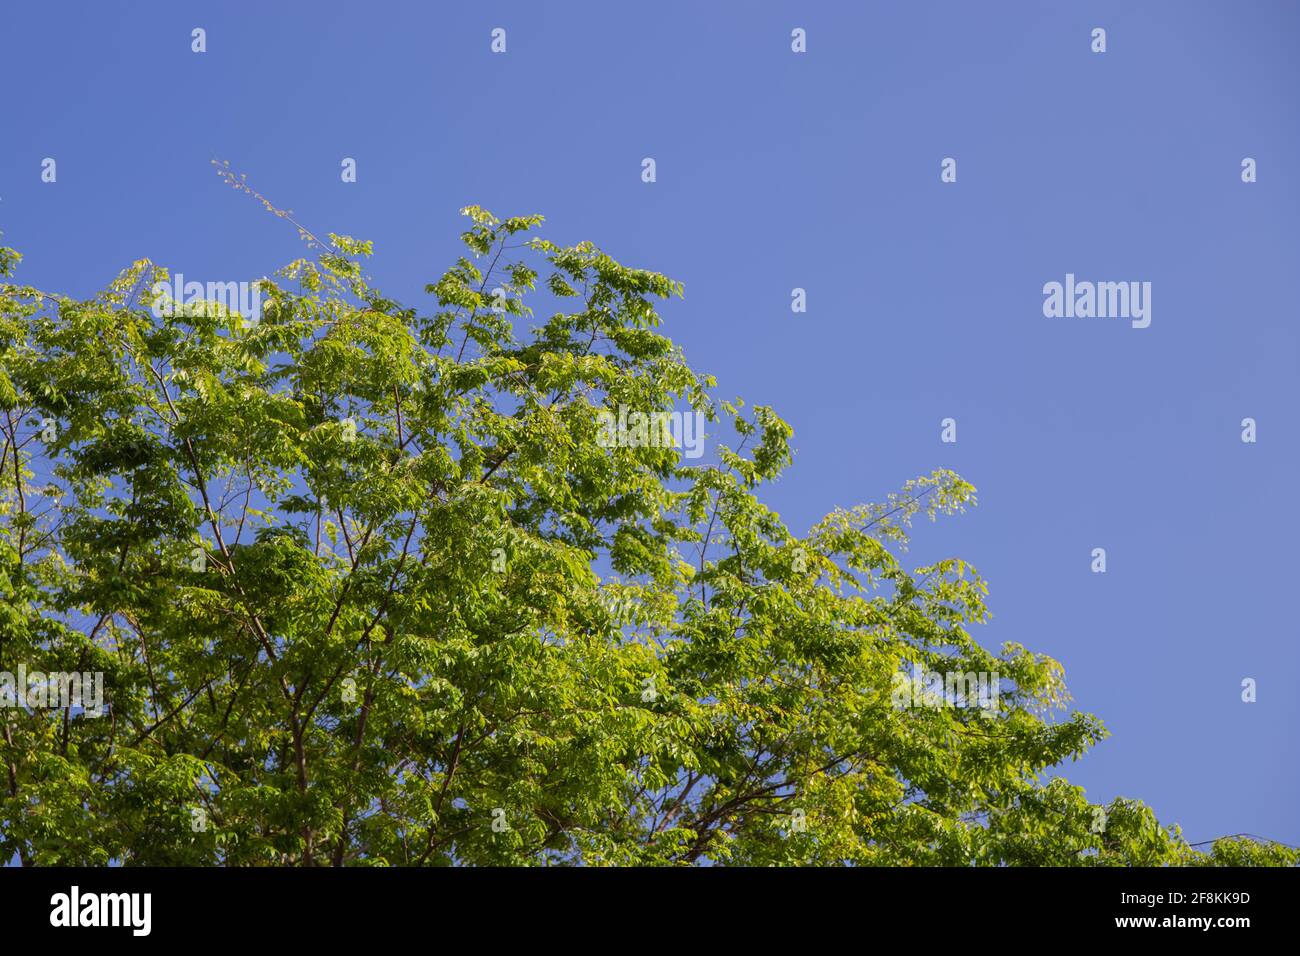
[0,183,1292,866]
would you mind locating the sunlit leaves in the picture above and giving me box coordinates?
[0,210,1289,868]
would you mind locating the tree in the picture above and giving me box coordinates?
[0,174,1292,866]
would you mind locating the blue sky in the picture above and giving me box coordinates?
[2,1,1296,848]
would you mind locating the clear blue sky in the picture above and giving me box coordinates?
[2,1,1296,848]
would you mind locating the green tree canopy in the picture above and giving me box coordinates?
[0,180,1292,866]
